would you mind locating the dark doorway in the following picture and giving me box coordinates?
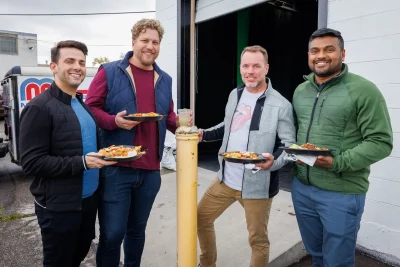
[195,0,318,191]
[195,12,238,170]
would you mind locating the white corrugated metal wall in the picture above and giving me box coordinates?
[328,0,400,264]
[156,1,179,145]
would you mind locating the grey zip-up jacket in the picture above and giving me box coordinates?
[202,80,296,199]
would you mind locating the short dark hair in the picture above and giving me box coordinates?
[51,40,88,63]
[309,28,344,51]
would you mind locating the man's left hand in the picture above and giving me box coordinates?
[315,155,333,169]
[255,153,275,171]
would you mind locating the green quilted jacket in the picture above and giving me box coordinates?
[293,64,393,194]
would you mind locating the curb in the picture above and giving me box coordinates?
[269,240,307,267]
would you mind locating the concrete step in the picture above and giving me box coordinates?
[136,167,305,266]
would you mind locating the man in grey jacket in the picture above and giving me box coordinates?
[197,45,296,267]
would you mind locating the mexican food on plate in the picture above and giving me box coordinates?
[92,145,148,161]
[219,151,267,164]
[123,112,164,121]
[284,143,333,156]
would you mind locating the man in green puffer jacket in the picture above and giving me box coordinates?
[291,28,393,267]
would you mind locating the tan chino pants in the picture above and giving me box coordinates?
[197,178,273,267]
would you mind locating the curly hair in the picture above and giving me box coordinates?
[131,19,165,41]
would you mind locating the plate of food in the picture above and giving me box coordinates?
[90,145,148,162]
[284,143,333,156]
[123,112,164,122]
[219,151,267,164]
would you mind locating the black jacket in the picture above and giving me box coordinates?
[19,82,97,211]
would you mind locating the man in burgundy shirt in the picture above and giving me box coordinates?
[86,19,191,267]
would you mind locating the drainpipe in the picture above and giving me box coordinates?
[318,0,328,28]
[175,3,198,266]
[190,0,196,122]
[176,126,199,267]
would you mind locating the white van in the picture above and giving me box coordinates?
[0,66,97,164]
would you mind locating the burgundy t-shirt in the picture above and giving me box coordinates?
[85,64,178,171]
[129,63,159,170]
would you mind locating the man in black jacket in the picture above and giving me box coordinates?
[19,40,116,267]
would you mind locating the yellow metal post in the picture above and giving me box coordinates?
[176,127,198,267]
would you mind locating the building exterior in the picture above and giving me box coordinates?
[0,30,38,78]
[327,0,400,263]
[156,0,400,264]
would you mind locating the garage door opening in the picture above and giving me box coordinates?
[195,0,318,180]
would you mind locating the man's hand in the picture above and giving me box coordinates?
[115,110,141,130]
[255,153,275,171]
[188,110,194,126]
[85,153,117,169]
[176,110,194,127]
[314,155,333,169]
[198,129,204,143]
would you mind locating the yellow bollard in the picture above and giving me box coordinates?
[176,126,198,267]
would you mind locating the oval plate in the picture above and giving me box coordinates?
[99,146,148,162]
[219,153,267,164]
[284,147,333,156]
[123,115,164,122]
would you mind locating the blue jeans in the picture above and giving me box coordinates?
[291,177,366,267]
[96,167,161,267]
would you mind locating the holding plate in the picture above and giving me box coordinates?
[219,151,267,164]
[123,112,164,122]
[284,143,333,156]
[89,145,148,162]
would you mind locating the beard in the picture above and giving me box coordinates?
[245,80,262,88]
[140,58,154,66]
[138,51,158,66]
[310,61,343,78]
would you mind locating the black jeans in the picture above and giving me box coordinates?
[35,191,98,267]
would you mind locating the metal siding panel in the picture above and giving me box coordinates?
[329,8,400,41]
[328,0,400,24]
[367,177,400,206]
[377,84,400,110]
[345,34,400,64]
[347,59,400,85]
[392,133,400,158]
[156,0,179,145]
[357,204,400,266]
[388,109,400,133]
[195,0,268,23]
[370,156,400,182]
[360,199,400,239]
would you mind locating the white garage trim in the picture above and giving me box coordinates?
[195,0,269,23]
